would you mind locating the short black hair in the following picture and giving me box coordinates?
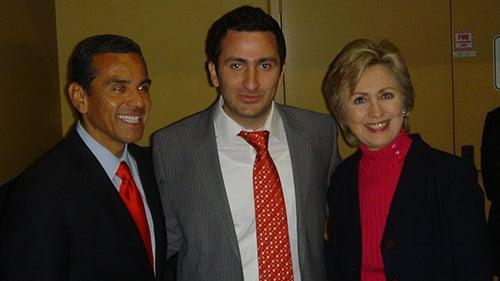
[205,5,286,68]
[68,34,144,92]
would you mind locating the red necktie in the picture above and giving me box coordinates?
[238,130,294,281]
[116,161,154,269]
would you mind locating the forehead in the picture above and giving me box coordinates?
[219,30,279,60]
[91,52,147,79]
[353,64,398,92]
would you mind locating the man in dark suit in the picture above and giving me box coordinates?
[482,106,500,276]
[0,34,166,281]
[153,6,341,281]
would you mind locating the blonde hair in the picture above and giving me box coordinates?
[322,38,415,147]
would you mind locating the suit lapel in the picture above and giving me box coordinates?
[345,152,363,270]
[191,105,241,258]
[68,131,154,272]
[383,135,428,244]
[129,146,166,278]
[68,131,132,220]
[276,106,313,259]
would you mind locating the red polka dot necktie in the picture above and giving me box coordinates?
[238,130,294,281]
[116,161,154,269]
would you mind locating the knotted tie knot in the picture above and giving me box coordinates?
[116,161,132,182]
[238,130,270,153]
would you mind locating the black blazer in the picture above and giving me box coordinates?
[481,106,500,274]
[327,134,490,281]
[0,130,167,281]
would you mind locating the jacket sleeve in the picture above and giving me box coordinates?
[152,136,184,260]
[440,160,491,280]
[481,109,500,202]
[0,177,69,281]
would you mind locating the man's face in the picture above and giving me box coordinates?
[208,30,283,130]
[70,53,151,156]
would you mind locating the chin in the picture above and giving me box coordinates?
[121,134,144,144]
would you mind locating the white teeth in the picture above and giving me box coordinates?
[366,121,387,129]
[117,115,140,124]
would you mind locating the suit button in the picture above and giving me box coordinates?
[386,239,397,249]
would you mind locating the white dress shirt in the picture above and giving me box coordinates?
[214,98,301,281]
[76,122,156,269]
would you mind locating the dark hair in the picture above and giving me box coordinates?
[205,5,286,68]
[68,34,143,92]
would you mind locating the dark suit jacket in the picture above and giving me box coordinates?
[481,106,500,274]
[153,103,341,281]
[327,134,490,281]
[0,130,167,281]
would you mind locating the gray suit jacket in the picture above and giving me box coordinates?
[152,103,340,281]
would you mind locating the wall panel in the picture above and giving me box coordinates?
[0,0,61,183]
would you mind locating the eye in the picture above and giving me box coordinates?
[112,85,126,93]
[260,63,271,70]
[230,63,242,70]
[139,84,150,94]
[352,96,366,105]
[381,92,394,100]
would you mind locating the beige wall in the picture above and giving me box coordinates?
[55,0,268,147]
[0,0,61,184]
[3,0,499,183]
[452,0,500,169]
[280,0,454,158]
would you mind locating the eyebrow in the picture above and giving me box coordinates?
[104,78,130,86]
[104,78,152,86]
[223,57,278,64]
[378,86,397,92]
[353,86,398,95]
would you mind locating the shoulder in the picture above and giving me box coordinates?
[7,136,83,202]
[336,151,360,171]
[153,105,214,144]
[410,134,469,169]
[330,151,359,185]
[483,107,500,134]
[277,104,335,124]
[407,134,477,189]
[21,136,80,182]
[276,104,337,137]
[128,144,152,163]
[487,107,500,119]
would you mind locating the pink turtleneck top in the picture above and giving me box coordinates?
[358,130,412,281]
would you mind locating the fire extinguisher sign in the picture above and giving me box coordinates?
[453,32,476,58]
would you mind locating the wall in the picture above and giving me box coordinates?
[3,0,498,182]
[0,0,61,184]
[278,0,454,158]
[55,0,268,147]
[452,0,500,170]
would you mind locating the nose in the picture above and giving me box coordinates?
[368,100,383,117]
[127,88,145,108]
[243,68,260,92]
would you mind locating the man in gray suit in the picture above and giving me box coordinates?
[153,6,340,281]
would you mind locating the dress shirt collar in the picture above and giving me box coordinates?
[76,121,129,181]
[213,96,286,147]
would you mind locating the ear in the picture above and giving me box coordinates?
[207,61,219,87]
[278,66,285,84]
[68,82,89,114]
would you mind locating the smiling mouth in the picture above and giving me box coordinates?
[366,121,389,130]
[117,114,141,124]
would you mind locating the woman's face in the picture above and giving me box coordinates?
[345,64,404,151]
